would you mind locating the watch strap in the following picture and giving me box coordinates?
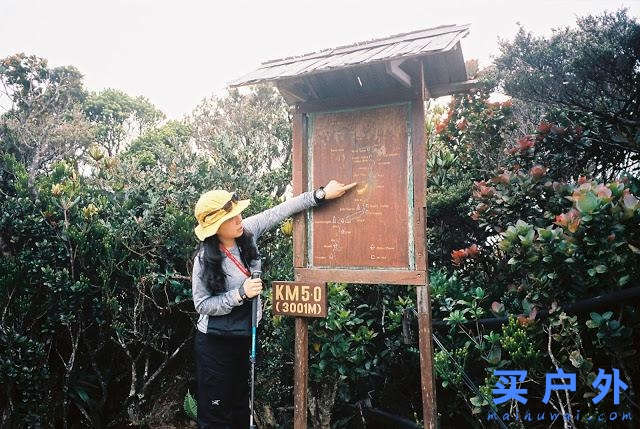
[238,284,248,301]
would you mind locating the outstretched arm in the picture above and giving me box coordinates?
[242,181,357,240]
[242,190,317,240]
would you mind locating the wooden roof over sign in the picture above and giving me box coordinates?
[231,24,470,86]
[230,24,476,108]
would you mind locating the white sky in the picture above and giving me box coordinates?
[2,0,639,120]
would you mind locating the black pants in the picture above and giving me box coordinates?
[194,330,251,429]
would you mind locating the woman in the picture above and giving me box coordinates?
[191,180,356,428]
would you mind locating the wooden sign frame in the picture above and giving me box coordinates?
[292,99,426,286]
[288,64,437,429]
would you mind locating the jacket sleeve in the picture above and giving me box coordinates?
[192,251,243,316]
[242,190,318,240]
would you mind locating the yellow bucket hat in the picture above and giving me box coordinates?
[194,190,250,241]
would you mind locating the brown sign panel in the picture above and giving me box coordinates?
[292,101,426,285]
[310,104,409,268]
[272,281,327,318]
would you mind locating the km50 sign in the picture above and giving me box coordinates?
[272,281,327,318]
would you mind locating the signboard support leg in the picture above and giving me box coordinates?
[294,317,308,429]
[417,281,437,429]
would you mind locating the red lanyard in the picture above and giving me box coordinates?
[219,244,250,277]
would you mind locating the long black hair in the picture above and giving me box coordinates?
[193,229,260,295]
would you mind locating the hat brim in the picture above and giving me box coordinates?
[194,199,250,241]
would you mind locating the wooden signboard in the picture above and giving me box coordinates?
[272,281,327,318]
[290,95,434,429]
[293,101,426,286]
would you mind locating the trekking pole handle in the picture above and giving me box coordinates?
[250,271,261,363]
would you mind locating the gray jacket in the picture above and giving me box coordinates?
[192,190,318,335]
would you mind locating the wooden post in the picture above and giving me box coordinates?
[292,110,308,269]
[416,60,437,429]
[294,317,309,429]
[292,107,309,429]
[417,284,437,428]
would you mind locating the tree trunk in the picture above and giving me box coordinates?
[308,379,338,429]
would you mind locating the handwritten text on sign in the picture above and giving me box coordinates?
[272,281,327,318]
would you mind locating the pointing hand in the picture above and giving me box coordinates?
[323,180,358,200]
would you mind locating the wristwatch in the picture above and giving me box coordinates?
[313,186,326,204]
[239,285,248,301]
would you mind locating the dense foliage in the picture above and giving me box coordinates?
[426,8,639,428]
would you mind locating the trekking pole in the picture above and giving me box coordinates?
[249,270,261,429]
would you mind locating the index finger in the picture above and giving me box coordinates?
[342,182,358,190]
